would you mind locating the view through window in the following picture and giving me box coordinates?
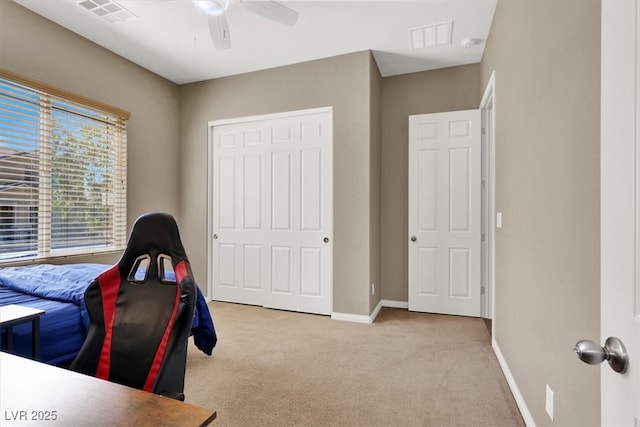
[0,75,128,261]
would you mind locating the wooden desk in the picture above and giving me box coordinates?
[0,304,45,360]
[0,352,216,426]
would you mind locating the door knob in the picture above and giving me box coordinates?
[574,336,629,374]
[213,234,218,239]
[323,237,330,243]
[410,236,417,242]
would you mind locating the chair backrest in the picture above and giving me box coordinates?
[71,212,196,400]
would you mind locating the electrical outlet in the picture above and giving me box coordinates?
[545,384,554,421]
[371,283,375,296]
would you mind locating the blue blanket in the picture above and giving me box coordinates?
[0,263,216,355]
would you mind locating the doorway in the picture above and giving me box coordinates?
[407,87,495,320]
[408,109,482,316]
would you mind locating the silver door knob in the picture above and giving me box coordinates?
[323,237,330,243]
[213,234,218,239]
[574,336,628,374]
[410,236,417,242]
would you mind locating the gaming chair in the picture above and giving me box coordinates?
[70,212,196,401]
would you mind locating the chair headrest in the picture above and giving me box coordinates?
[117,213,189,276]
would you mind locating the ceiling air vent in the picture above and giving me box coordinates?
[409,20,453,49]
[78,0,136,23]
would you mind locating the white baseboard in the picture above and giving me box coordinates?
[370,299,383,321]
[331,299,410,323]
[492,339,536,427]
[332,300,383,324]
[381,299,409,309]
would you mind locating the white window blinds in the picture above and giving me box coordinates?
[0,74,128,261]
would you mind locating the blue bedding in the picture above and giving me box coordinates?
[0,264,106,331]
[0,263,216,364]
[0,287,86,364]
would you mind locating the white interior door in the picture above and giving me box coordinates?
[408,109,481,317]
[600,1,640,424]
[210,108,332,315]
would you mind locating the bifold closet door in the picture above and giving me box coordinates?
[262,112,332,315]
[211,120,266,307]
[211,109,332,315]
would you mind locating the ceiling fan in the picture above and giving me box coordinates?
[194,0,299,50]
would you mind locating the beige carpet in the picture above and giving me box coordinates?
[184,302,524,427]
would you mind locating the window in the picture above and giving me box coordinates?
[0,206,15,238]
[0,72,129,261]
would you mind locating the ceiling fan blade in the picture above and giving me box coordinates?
[208,14,231,49]
[240,0,299,26]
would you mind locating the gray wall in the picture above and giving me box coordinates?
[380,64,481,302]
[480,0,601,424]
[0,0,182,266]
[179,51,379,316]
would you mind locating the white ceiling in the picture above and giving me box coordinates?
[14,0,497,85]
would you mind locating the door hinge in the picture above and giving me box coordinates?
[481,233,485,242]
[481,287,486,295]
[481,127,486,135]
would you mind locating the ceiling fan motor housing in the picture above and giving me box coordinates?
[195,0,230,17]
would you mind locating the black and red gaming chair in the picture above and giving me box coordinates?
[70,212,196,401]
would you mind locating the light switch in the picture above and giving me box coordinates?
[496,212,502,228]
[545,384,554,421]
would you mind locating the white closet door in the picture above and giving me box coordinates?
[408,109,481,317]
[263,112,332,315]
[211,121,266,306]
[210,109,332,315]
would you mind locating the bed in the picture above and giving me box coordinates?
[0,263,216,365]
